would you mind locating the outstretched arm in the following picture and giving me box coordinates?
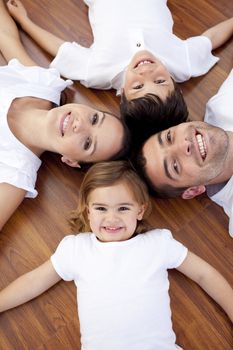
[7,0,65,57]
[0,0,35,65]
[0,260,61,312]
[202,17,233,50]
[0,183,26,231]
[177,251,233,322]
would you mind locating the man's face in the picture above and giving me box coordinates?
[123,50,174,101]
[142,122,229,191]
[46,104,124,167]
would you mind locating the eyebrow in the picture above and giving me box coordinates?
[90,113,106,156]
[92,202,134,206]
[156,133,175,181]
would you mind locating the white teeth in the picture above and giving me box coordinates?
[137,60,152,67]
[62,114,70,135]
[196,134,207,160]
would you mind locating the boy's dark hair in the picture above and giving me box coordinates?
[135,149,188,199]
[120,81,188,147]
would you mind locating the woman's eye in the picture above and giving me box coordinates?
[155,79,165,84]
[84,137,92,150]
[92,113,99,125]
[119,207,130,211]
[133,84,143,90]
[166,130,171,142]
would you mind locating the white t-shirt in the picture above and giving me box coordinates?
[205,69,233,237]
[50,0,218,93]
[51,229,188,350]
[0,59,72,198]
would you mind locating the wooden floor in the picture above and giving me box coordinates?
[0,0,232,349]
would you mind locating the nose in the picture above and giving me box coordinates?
[105,210,118,224]
[137,64,155,75]
[176,138,192,156]
[72,117,86,133]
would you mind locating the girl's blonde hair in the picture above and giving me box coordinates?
[69,161,152,234]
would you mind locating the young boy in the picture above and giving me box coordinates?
[8,0,233,143]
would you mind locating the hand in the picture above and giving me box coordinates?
[7,0,28,24]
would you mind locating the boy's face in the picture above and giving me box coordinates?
[46,104,124,167]
[123,50,174,101]
[88,182,145,243]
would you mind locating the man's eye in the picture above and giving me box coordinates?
[166,130,171,142]
[92,113,99,125]
[84,137,92,150]
[133,84,143,90]
[173,160,179,174]
[95,207,106,211]
[119,207,130,211]
[155,79,165,84]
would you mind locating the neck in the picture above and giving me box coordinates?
[8,99,52,156]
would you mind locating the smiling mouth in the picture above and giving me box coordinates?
[196,133,207,160]
[134,59,154,69]
[61,112,71,136]
[103,226,123,234]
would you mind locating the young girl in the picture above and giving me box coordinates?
[0,161,232,350]
[7,0,233,144]
[0,0,128,230]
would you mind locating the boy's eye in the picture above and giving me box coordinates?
[133,84,143,90]
[166,130,171,142]
[92,113,99,125]
[119,206,130,211]
[84,137,92,150]
[155,79,165,84]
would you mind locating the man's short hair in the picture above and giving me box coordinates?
[135,148,188,198]
[120,80,188,147]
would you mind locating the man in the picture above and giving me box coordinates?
[8,0,233,144]
[139,70,233,237]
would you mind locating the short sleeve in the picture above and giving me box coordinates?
[158,229,188,269]
[50,42,91,80]
[185,35,219,77]
[51,235,77,281]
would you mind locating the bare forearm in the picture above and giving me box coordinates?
[0,261,61,312]
[198,267,233,322]
[202,17,233,50]
[19,16,64,57]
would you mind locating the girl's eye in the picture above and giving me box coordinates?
[84,137,92,150]
[133,84,143,90]
[166,130,171,142]
[119,207,130,211]
[155,79,165,84]
[95,207,106,211]
[92,113,99,125]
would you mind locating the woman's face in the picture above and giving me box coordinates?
[46,104,124,167]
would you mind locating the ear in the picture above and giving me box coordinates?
[137,204,146,221]
[61,156,81,168]
[181,185,206,199]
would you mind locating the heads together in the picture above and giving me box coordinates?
[138,121,233,199]
[70,161,152,242]
[56,49,187,167]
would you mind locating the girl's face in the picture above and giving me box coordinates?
[87,182,145,242]
[46,104,124,167]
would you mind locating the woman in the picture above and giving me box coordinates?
[0,0,129,230]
